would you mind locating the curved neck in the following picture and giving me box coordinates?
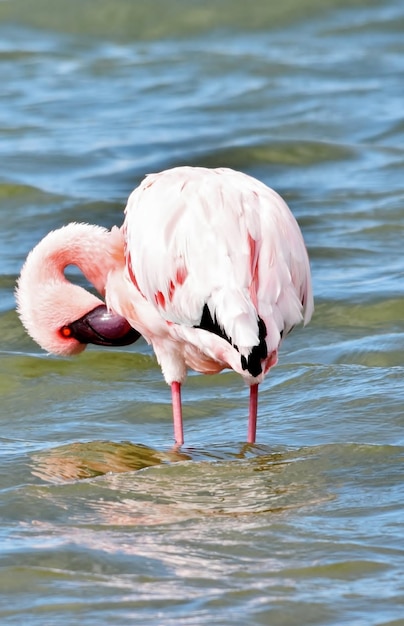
[27,223,123,296]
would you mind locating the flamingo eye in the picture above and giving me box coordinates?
[60,326,72,338]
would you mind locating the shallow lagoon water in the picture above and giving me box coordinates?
[0,1,403,624]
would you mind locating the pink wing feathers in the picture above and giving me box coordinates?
[123,167,313,362]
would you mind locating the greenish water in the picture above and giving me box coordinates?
[0,1,403,624]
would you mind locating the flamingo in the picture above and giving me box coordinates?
[16,166,313,445]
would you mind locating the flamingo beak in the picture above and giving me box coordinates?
[64,304,141,347]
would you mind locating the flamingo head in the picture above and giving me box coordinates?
[15,223,141,356]
[58,303,141,352]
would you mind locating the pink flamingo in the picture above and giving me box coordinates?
[16,167,313,445]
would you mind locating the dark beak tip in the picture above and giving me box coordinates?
[68,305,141,347]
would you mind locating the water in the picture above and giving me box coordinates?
[1,0,403,624]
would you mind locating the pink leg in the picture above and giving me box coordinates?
[247,383,259,444]
[171,381,184,446]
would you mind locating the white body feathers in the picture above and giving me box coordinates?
[111,166,313,385]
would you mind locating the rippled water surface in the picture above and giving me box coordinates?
[1,1,403,624]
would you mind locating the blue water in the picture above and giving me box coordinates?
[0,1,403,624]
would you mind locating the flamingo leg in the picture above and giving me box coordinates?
[247,383,259,444]
[171,381,184,446]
